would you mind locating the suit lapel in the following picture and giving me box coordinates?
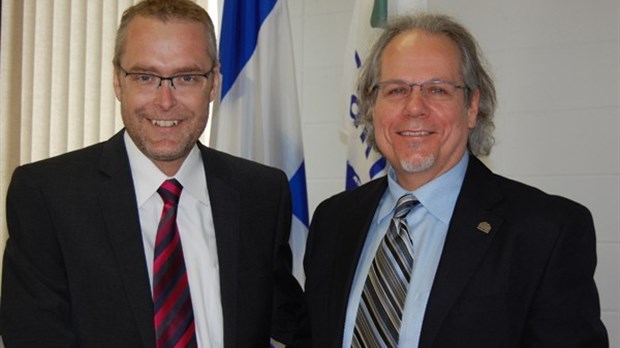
[419,157,504,348]
[329,178,387,345]
[98,131,155,347]
[199,145,241,348]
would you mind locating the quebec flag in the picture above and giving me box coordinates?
[342,0,427,189]
[211,0,308,284]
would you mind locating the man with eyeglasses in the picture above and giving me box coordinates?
[0,0,306,347]
[301,13,608,347]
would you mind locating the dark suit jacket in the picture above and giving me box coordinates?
[303,156,608,347]
[0,130,305,347]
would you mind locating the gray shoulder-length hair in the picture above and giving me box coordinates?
[357,13,496,156]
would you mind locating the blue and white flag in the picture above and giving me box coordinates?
[342,0,427,189]
[211,0,308,284]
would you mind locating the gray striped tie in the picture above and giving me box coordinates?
[352,194,419,347]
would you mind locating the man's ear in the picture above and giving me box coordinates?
[113,68,122,101]
[467,89,480,128]
[208,64,221,102]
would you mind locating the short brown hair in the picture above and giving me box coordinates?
[113,0,217,69]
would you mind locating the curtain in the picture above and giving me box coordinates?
[0,0,211,280]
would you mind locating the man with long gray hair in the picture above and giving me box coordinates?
[302,13,608,347]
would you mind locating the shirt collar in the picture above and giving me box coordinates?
[175,144,209,205]
[124,132,208,206]
[383,152,469,225]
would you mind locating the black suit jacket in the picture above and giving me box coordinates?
[1,130,304,347]
[303,156,608,347]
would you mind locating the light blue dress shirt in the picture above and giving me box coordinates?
[342,153,469,347]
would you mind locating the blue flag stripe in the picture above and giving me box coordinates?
[219,0,277,98]
[290,163,309,228]
[369,157,387,178]
[216,0,309,283]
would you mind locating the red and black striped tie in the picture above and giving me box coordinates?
[154,179,197,348]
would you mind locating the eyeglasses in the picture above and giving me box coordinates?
[374,80,468,102]
[120,66,214,93]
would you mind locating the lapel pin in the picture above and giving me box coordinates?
[477,221,492,234]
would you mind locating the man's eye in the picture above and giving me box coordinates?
[179,75,197,83]
[140,74,158,82]
[128,74,157,83]
[385,85,410,96]
[424,85,450,95]
[175,75,202,85]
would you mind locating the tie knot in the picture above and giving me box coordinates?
[393,194,418,219]
[157,179,183,205]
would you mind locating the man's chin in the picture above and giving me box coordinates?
[143,145,189,163]
[399,155,435,174]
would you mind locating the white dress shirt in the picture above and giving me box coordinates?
[125,133,222,347]
[342,152,469,347]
